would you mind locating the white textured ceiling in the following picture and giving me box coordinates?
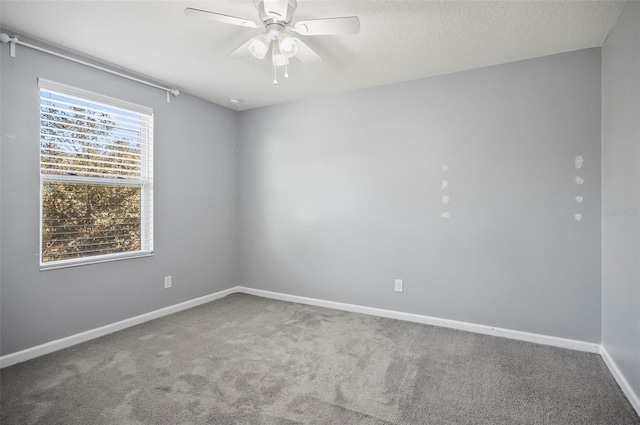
[0,1,626,110]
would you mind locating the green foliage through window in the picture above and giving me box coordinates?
[42,183,142,262]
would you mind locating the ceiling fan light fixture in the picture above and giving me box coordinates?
[248,34,270,60]
[277,33,298,58]
[271,40,289,67]
[188,1,359,83]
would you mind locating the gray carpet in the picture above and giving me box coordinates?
[1,293,638,425]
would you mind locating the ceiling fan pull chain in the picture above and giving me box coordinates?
[273,66,278,85]
[284,63,289,79]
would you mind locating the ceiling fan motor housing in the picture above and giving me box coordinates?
[255,0,297,23]
[266,22,286,39]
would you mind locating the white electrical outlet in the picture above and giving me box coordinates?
[164,276,172,289]
[394,279,403,293]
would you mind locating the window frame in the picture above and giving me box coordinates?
[38,79,154,270]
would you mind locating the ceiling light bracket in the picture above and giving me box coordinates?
[229,97,242,110]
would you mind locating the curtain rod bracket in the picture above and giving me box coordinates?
[1,33,17,57]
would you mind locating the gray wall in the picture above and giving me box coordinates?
[238,48,602,343]
[0,37,608,356]
[0,41,239,355]
[602,1,640,401]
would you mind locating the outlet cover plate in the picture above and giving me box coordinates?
[394,279,403,293]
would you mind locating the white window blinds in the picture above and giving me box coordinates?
[39,79,154,268]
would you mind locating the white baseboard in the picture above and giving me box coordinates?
[4,284,635,415]
[600,345,640,416]
[236,286,601,353]
[0,287,237,368]
[0,284,603,371]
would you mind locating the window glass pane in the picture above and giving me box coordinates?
[42,182,141,263]
[40,91,144,179]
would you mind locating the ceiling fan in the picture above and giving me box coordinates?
[185,0,360,84]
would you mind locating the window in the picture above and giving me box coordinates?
[39,79,153,269]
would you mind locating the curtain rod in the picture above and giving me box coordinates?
[0,33,180,103]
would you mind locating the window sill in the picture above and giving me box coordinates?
[40,251,153,271]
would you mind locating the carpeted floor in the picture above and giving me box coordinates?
[1,293,638,424]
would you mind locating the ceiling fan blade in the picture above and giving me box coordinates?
[292,38,322,64]
[293,17,360,36]
[263,0,289,21]
[184,7,259,28]
[227,39,253,59]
